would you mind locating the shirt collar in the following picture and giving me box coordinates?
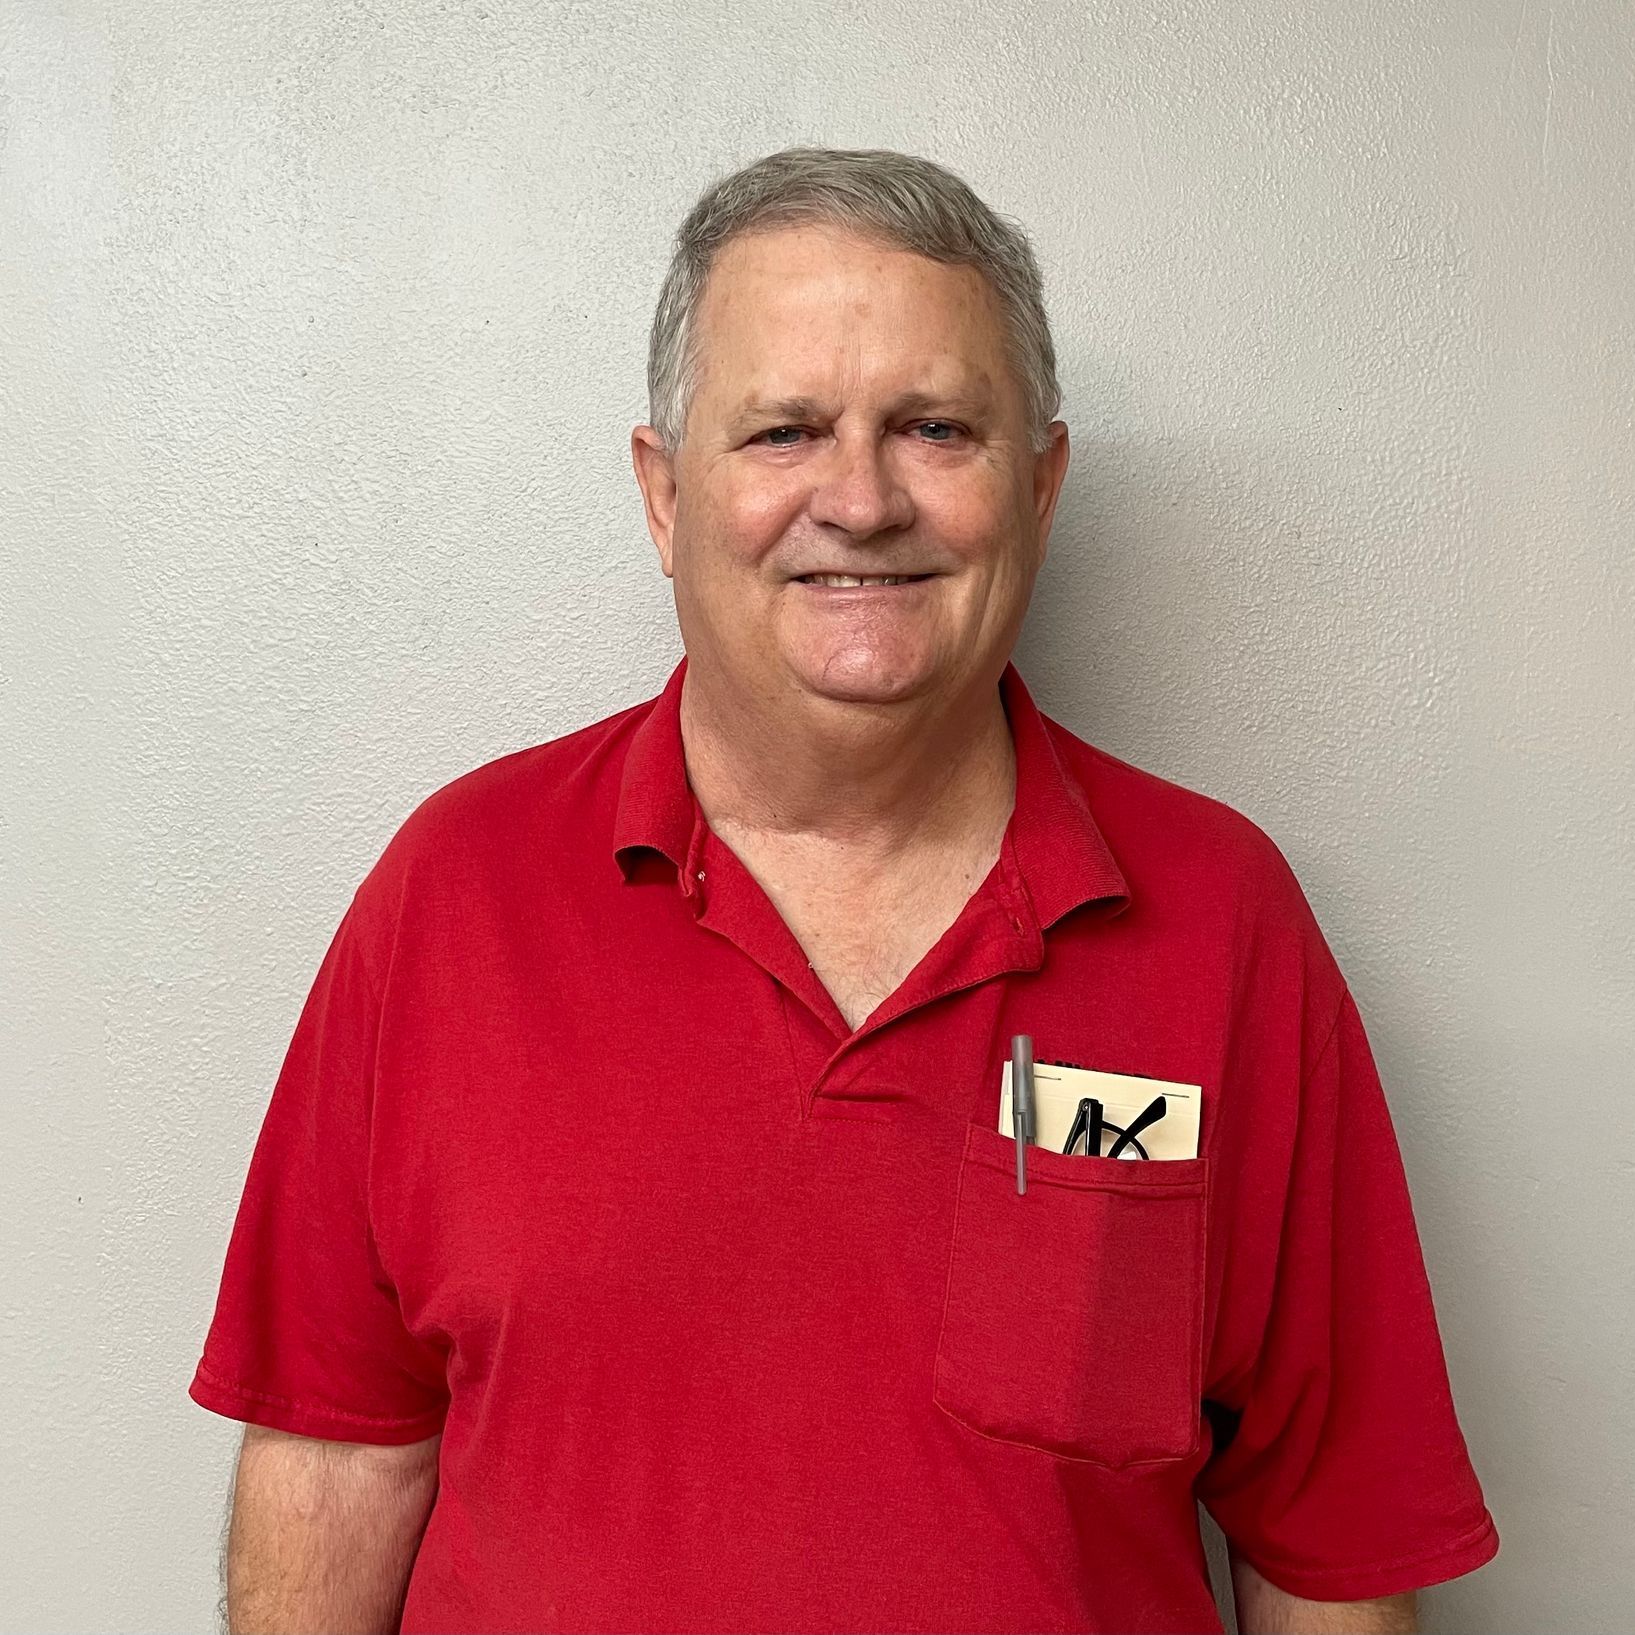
[611,655,698,890]
[998,661,1131,929]
[611,654,1130,927]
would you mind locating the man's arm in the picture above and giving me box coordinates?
[1230,1552,1417,1634]
[224,1423,441,1635]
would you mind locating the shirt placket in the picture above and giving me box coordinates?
[689,817,1057,1124]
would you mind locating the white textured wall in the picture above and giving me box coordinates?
[4,3,1631,1630]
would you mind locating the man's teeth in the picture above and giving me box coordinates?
[799,574,917,586]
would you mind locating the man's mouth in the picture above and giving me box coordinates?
[794,573,934,587]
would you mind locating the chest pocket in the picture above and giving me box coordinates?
[932,1121,1208,1467]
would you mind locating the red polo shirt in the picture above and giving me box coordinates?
[189,657,1498,1633]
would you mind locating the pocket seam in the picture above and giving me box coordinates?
[930,1393,1202,1469]
[962,1119,1206,1191]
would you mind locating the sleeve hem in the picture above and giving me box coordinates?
[188,1359,446,1446]
[1228,1509,1499,1602]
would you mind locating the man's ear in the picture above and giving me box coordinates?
[1031,421,1070,568]
[631,425,679,578]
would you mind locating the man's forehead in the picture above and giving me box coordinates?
[691,229,1018,428]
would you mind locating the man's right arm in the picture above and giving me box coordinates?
[224,1424,441,1635]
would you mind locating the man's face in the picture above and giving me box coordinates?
[633,225,1070,712]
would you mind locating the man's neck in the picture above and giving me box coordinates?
[677,660,1017,864]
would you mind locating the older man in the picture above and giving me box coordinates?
[191,148,1497,1634]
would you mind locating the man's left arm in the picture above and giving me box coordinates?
[1198,985,1497,1615]
[1230,1552,1416,1634]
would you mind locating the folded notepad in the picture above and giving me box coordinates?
[999,1060,1201,1160]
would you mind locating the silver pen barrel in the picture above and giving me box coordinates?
[1011,1033,1034,1195]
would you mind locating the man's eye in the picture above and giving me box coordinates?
[754,422,964,447]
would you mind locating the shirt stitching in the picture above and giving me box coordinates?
[1204,987,1356,1410]
[335,894,402,1296]
[1236,1510,1496,1586]
[344,888,387,1012]
[195,1358,441,1429]
[1299,988,1348,1093]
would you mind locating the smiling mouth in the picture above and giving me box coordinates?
[794,573,934,587]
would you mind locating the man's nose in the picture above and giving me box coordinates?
[805,430,916,537]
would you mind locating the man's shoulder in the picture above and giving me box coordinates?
[353,688,656,901]
[1042,711,1326,935]
[1048,718,1348,1045]
[1045,712,1291,869]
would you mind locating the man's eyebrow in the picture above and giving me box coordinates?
[729,395,829,431]
[727,389,994,432]
[891,389,993,421]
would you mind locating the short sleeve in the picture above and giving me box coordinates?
[187,893,450,1444]
[1197,988,1499,1600]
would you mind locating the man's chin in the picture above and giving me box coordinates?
[786,652,936,709]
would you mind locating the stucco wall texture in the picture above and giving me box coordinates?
[4,2,1631,1630]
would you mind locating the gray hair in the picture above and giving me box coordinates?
[646,147,1062,456]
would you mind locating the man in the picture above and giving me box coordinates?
[190,147,1498,1634]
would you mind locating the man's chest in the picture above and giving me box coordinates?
[368,871,1234,1327]
[367,896,1233,1505]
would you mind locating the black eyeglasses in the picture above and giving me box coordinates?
[1061,1094,1168,1160]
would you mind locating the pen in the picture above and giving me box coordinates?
[1011,1034,1035,1194]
